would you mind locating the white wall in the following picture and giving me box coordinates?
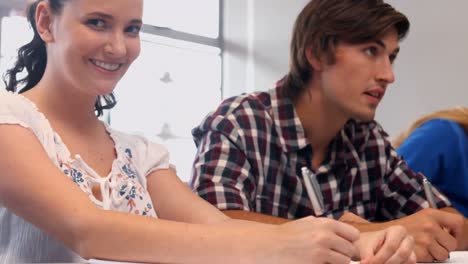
[223,0,307,96]
[378,0,468,136]
[224,0,468,137]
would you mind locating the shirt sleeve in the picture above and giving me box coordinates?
[0,91,32,128]
[133,134,172,177]
[113,130,173,191]
[0,91,57,161]
[190,115,257,211]
[376,126,452,220]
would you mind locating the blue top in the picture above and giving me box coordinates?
[397,119,468,217]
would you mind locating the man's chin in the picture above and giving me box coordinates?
[352,111,376,122]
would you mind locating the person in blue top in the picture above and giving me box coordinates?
[394,107,468,217]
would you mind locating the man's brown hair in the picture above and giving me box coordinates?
[282,0,410,100]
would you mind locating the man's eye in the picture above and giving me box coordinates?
[364,47,378,56]
[389,54,397,64]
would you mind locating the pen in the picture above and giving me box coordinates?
[423,178,437,209]
[301,167,325,216]
[422,177,451,260]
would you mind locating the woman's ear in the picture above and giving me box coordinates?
[35,1,54,43]
[305,46,322,71]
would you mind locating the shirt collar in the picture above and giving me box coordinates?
[269,81,376,163]
[269,81,308,153]
[330,119,376,167]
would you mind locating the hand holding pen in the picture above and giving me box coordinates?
[394,177,463,262]
[422,178,438,209]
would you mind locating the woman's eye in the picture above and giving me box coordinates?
[87,19,106,29]
[126,25,141,35]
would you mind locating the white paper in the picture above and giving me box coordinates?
[420,251,468,263]
[88,259,142,264]
[351,251,468,263]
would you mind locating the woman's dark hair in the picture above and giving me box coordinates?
[2,0,116,117]
[282,0,410,101]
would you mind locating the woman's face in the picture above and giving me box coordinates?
[38,0,143,97]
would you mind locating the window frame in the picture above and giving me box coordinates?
[106,1,224,182]
[106,0,225,123]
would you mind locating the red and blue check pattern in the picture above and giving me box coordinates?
[190,83,451,220]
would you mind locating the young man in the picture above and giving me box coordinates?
[190,0,468,262]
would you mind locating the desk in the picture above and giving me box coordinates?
[419,251,468,263]
[85,252,468,264]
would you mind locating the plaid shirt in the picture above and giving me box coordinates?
[190,83,451,220]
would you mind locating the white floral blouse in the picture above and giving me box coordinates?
[0,90,171,263]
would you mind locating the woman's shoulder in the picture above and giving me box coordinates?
[0,90,42,125]
[414,119,465,142]
[107,127,171,176]
[420,118,463,133]
[401,118,466,153]
[107,127,169,157]
[0,89,24,107]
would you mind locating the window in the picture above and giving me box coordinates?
[111,1,223,182]
[112,34,222,182]
[0,1,223,182]
[143,0,220,38]
[0,15,31,80]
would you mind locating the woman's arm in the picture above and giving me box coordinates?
[146,168,229,224]
[0,124,264,263]
[0,124,365,264]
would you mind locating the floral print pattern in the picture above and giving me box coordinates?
[58,145,156,218]
[122,164,137,179]
[69,168,85,184]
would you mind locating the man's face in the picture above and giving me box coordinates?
[316,28,400,122]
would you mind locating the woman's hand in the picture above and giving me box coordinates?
[356,225,416,264]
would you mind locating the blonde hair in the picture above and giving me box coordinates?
[393,107,468,148]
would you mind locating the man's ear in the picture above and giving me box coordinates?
[305,46,323,71]
[35,1,55,43]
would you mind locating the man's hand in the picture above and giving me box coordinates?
[391,208,463,262]
[274,217,360,264]
[356,226,416,264]
[440,207,468,250]
[347,208,464,262]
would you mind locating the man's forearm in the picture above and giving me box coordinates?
[223,210,290,224]
[338,212,387,231]
[341,221,389,232]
